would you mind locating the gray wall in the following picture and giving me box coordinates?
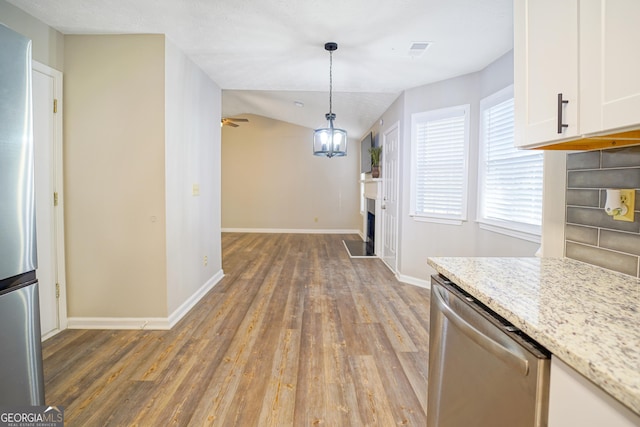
[565,146,640,277]
[0,0,64,70]
[396,50,541,283]
[358,50,547,285]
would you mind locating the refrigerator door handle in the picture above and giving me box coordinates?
[432,284,530,376]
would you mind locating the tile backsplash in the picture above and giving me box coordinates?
[565,146,640,277]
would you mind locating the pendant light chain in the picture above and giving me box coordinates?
[329,49,333,116]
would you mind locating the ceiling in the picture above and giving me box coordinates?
[8,0,514,138]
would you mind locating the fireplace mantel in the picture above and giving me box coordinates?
[363,177,382,200]
[361,177,383,256]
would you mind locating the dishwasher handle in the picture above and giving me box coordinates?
[433,284,530,376]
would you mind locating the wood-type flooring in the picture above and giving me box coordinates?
[42,233,431,426]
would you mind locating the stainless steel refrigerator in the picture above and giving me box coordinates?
[0,23,45,406]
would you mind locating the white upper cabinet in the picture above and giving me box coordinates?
[580,0,640,135]
[514,0,579,148]
[515,0,640,149]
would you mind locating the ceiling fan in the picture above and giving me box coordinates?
[221,117,249,128]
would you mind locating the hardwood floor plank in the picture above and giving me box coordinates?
[349,355,398,426]
[136,337,218,426]
[256,329,300,426]
[58,332,152,425]
[325,382,361,426]
[293,311,326,426]
[397,351,429,414]
[46,331,143,415]
[350,322,426,426]
[42,233,430,426]
[188,248,287,424]
[396,284,432,334]
[42,329,116,384]
[222,247,298,426]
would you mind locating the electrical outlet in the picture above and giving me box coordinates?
[314,217,318,223]
[614,189,635,222]
[203,255,208,266]
[192,184,200,196]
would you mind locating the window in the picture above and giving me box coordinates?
[478,85,543,241]
[410,105,470,224]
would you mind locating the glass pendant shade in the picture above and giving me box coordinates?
[313,113,347,157]
[313,42,347,158]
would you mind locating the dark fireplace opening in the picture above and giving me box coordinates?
[366,198,375,253]
[342,199,376,258]
[366,212,375,253]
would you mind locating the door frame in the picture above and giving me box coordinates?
[381,121,400,274]
[33,60,67,338]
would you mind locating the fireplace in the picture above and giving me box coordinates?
[342,197,377,258]
[343,178,381,258]
[366,198,375,254]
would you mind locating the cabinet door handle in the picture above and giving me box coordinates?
[557,93,569,134]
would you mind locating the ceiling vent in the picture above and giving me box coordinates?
[408,42,431,57]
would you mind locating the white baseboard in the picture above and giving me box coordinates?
[67,316,172,330]
[396,273,430,290]
[373,259,430,290]
[67,269,225,331]
[222,228,360,235]
[41,328,62,342]
[167,269,224,328]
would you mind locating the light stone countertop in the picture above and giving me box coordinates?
[427,256,640,416]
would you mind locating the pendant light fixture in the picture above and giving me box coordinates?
[313,42,347,158]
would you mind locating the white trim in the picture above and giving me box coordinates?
[381,121,401,274]
[67,316,172,330]
[396,273,430,290]
[167,269,224,328]
[32,61,68,334]
[67,269,225,330]
[360,172,366,214]
[221,228,360,234]
[478,221,541,244]
[41,329,62,342]
[410,215,463,226]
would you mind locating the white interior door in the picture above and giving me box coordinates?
[32,61,66,340]
[381,123,399,271]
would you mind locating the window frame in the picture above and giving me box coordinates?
[410,104,470,225]
[476,85,543,242]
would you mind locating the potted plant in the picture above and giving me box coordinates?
[369,146,382,178]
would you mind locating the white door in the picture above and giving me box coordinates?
[381,123,399,271]
[32,61,67,340]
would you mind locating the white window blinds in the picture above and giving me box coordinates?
[478,86,543,237]
[411,105,469,222]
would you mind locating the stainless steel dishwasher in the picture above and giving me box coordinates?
[428,274,550,427]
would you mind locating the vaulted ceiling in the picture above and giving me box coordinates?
[8,0,513,138]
